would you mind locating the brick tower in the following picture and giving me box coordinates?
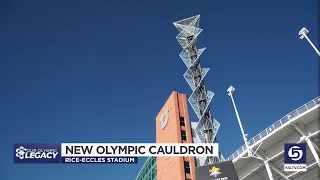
[156,91,196,180]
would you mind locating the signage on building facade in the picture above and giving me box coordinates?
[196,160,239,180]
[160,107,169,130]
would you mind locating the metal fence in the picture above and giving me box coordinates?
[226,96,320,161]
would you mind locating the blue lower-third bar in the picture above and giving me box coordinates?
[62,157,138,164]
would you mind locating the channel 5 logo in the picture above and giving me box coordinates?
[284,143,306,164]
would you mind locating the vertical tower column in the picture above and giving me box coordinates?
[156,92,196,180]
[173,15,221,165]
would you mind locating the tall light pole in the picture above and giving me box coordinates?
[227,86,274,180]
[227,86,251,156]
[299,27,320,56]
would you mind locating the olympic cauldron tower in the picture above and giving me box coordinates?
[173,15,221,165]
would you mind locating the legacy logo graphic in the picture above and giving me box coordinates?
[14,144,61,163]
[284,143,306,172]
[15,146,27,159]
[209,166,221,178]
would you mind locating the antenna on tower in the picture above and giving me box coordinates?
[173,15,221,165]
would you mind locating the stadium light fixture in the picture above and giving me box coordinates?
[227,85,275,180]
[299,27,320,56]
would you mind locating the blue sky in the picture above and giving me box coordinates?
[1,0,318,179]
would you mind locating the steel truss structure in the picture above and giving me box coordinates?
[173,15,221,164]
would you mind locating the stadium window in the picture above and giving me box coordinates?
[181,130,187,141]
[184,161,191,174]
[180,117,185,126]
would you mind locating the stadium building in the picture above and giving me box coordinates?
[135,156,156,180]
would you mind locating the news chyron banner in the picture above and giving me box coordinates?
[196,160,239,180]
[14,143,218,164]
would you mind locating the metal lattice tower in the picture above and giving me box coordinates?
[173,15,221,165]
